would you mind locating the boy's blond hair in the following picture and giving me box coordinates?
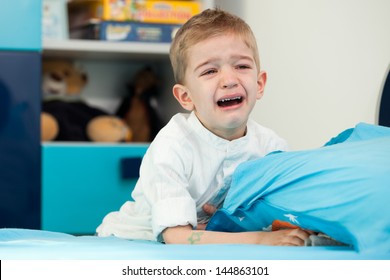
[169,8,261,84]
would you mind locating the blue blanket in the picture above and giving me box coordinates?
[206,123,390,253]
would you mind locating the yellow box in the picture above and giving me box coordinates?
[102,0,201,24]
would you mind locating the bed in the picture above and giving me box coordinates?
[1,123,390,260]
[0,228,388,260]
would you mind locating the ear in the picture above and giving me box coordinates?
[256,71,267,100]
[173,84,194,111]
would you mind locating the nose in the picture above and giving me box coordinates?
[220,67,238,89]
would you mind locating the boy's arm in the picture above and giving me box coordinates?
[162,225,310,246]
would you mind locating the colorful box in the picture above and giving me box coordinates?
[100,21,181,42]
[102,0,201,24]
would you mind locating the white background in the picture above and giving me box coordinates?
[218,0,390,150]
[2,260,390,280]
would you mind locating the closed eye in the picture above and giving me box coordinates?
[200,69,218,76]
[236,64,251,70]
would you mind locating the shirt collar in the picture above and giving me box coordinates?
[188,111,250,150]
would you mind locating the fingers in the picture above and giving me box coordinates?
[286,236,306,246]
[294,228,311,240]
[286,228,311,246]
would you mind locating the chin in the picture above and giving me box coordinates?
[224,118,247,132]
[224,112,248,125]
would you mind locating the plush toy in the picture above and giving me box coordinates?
[42,59,88,98]
[41,59,132,142]
[116,67,163,142]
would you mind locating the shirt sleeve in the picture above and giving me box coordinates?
[133,136,197,239]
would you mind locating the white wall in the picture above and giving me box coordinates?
[219,0,390,150]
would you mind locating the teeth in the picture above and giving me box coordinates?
[217,96,243,107]
[219,96,242,103]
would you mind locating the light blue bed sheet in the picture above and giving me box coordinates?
[0,228,389,260]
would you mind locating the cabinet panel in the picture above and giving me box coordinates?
[0,0,42,51]
[0,52,42,229]
[42,144,148,234]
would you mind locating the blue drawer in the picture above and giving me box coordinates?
[42,143,148,234]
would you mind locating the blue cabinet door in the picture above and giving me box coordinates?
[42,144,148,234]
[0,52,42,228]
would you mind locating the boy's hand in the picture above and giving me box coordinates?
[258,228,311,246]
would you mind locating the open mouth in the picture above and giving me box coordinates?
[217,96,243,107]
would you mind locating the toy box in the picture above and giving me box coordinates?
[102,0,201,24]
[67,0,102,39]
[100,21,181,42]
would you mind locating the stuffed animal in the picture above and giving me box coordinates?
[116,67,163,142]
[42,59,88,99]
[41,59,132,142]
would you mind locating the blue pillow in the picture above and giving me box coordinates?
[206,123,390,253]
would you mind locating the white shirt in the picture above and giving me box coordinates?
[96,112,288,241]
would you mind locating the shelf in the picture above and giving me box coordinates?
[42,39,171,61]
[42,142,150,148]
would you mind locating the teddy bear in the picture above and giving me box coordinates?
[42,59,88,99]
[116,67,163,142]
[41,59,132,142]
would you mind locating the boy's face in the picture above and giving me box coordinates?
[173,33,266,140]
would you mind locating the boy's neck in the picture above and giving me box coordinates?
[194,112,247,141]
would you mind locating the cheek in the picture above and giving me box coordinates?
[190,84,212,101]
[188,78,220,107]
[247,76,262,94]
